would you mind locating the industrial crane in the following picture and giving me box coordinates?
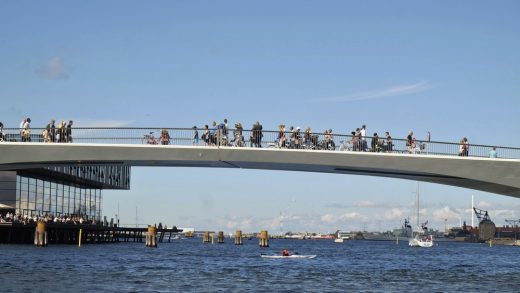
[473,207,495,241]
[473,208,492,222]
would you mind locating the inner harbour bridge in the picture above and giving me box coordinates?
[1,126,520,198]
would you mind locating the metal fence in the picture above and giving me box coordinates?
[1,127,518,159]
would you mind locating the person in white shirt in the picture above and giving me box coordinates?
[22,118,31,142]
[360,125,367,151]
[360,125,366,141]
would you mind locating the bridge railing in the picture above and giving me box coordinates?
[1,127,519,159]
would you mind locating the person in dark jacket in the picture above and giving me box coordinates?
[66,120,73,143]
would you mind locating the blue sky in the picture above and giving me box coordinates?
[1,1,520,233]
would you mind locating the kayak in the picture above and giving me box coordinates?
[261,254,316,259]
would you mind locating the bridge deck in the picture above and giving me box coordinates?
[1,141,520,198]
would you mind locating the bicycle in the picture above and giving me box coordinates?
[142,132,158,145]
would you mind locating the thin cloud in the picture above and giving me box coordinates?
[320,212,364,224]
[324,201,402,209]
[73,119,134,128]
[36,57,69,80]
[476,201,493,209]
[318,81,431,102]
[384,208,405,220]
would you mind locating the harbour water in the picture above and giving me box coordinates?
[1,239,519,292]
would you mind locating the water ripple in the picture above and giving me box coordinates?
[1,240,520,292]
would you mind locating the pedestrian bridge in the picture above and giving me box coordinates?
[1,141,520,198]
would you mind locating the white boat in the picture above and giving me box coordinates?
[408,182,434,248]
[409,234,434,248]
[334,231,351,243]
[261,254,316,259]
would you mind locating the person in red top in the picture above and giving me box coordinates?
[282,249,290,256]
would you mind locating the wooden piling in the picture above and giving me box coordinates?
[78,228,82,247]
[146,226,157,247]
[203,231,210,243]
[217,231,224,244]
[235,230,243,245]
[34,221,47,247]
[259,230,269,247]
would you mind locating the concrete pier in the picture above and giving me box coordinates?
[217,231,224,244]
[0,223,182,245]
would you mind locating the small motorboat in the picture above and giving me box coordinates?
[261,254,316,259]
[409,234,434,248]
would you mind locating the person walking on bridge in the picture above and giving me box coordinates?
[489,147,498,158]
[46,119,56,142]
[66,120,73,143]
[406,131,414,153]
[251,121,263,148]
[0,122,4,142]
[58,121,66,143]
[21,118,31,142]
[459,137,469,157]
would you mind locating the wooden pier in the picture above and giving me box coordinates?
[0,223,182,245]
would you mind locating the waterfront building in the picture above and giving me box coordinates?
[0,165,130,220]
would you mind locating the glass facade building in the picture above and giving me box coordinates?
[15,176,103,219]
[0,165,130,221]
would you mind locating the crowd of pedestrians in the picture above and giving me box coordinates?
[42,119,74,143]
[0,118,74,143]
[191,120,501,158]
[0,212,95,225]
[0,117,501,158]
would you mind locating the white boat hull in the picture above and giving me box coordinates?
[409,236,434,248]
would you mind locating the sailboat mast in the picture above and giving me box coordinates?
[471,195,474,228]
[416,182,420,230]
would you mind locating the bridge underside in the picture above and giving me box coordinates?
[1,143,520,198]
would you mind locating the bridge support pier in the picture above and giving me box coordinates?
[217,231,224,244]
